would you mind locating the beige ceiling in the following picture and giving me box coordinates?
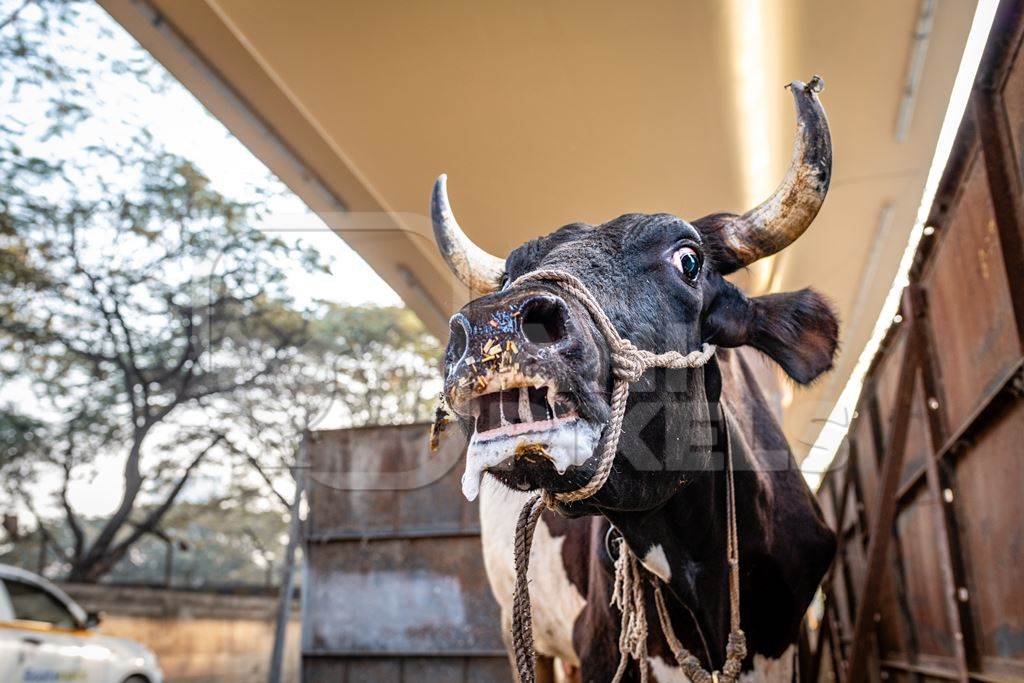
[100,0,979,459]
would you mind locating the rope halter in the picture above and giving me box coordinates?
[502,269,745,683]
[507,269,716,504]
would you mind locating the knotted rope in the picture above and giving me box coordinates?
[510,269,717,506]
[610,535,650,683]
[503,270,746,683]
[651,430,747,683]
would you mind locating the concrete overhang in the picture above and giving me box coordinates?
[99,0,979,459]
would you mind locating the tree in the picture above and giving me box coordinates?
[0,302,441,585]
[0,148,328,580]
[0,0,327,581]
[0,0,442,585]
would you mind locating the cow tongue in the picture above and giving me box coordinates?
[460,417,602,501]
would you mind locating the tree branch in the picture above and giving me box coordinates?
[67,224,143,426]
[78,436,146,571]
[225,437,290,510]
[59,457,84,561]
[106,434,224,560]
[0,0,33,33]
[18,489,71,564]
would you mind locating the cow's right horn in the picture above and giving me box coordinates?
[715,76,832,273]
[431,174,504,294]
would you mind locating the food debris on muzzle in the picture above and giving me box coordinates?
[514,442,551,462]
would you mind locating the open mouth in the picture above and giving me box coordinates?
[461,384,603,501]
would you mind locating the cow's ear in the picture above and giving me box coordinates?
[703,278,839,384]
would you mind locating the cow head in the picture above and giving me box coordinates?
[438,80,838,512]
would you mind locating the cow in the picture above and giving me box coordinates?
[432,78,838,682]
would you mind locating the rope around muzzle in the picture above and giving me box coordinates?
[503,270,745,682]
[510,269,717,505]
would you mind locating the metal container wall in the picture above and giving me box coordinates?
[302,423,513,682]
[806,2,1024,681]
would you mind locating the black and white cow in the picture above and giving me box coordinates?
[433,79,838,682]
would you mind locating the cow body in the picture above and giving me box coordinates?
[479,348,833,682]
[429,78,839,682]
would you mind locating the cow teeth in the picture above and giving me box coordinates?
[461,419,603,501]
[518,387,532,423]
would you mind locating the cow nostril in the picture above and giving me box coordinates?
[521,297,569,345]
[448,315,469,363]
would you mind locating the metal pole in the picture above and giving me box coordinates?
[268,438,307,683]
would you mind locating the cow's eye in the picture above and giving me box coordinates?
[671,247,701,281]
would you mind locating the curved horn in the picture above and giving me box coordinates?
[718,76,832,271]
[431,174,504,294]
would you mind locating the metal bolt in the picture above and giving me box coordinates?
[957,587,969,602]
[955,631,964,641]
[874,612,882,623]
[923,225,936,236]
[893,314,904,324]
[943,488,954,504]
[927,397,940,410]
[853,410,860,419]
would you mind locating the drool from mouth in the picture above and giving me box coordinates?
[461,384,602,501]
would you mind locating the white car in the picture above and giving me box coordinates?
[0,564,163,683]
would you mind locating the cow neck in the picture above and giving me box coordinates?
[506,268,740,683]
[603,404,746,676]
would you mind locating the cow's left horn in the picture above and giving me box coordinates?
[718,76,832,271]
[431,174,504,294]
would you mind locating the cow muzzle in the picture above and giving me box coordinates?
[443,290,607,501]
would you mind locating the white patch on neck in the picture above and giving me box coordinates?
[641,544,672,582]
[478,475,586,664]
[648,655,692,682]
[461,418,601,500]
[739,645,796,682]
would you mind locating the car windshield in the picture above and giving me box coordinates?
[4,579,78,629]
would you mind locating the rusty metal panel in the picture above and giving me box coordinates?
[924,154,1021,432]
[843,519,868,619]
[874,545,911,660]
[953,404,1024,679]
[305,536,504,655]
[852,413,880,528]
[1000,40,1024,180]
[872,328,909,444]
[894,490,956,661]
[302,423,513,682]
[830,552,855,644]
[898,371,933,491]
[306,424,473,537]
[303,656,511,683]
